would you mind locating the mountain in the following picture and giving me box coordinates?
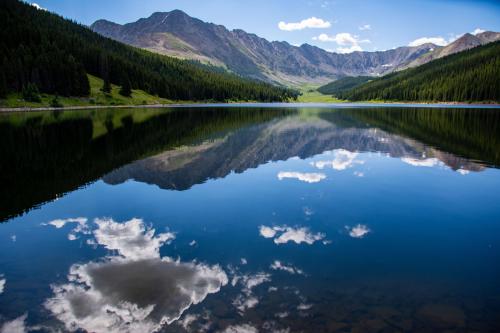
[337,41,500,102]
[318,76,373,95]
[400,32,500,69]
[91,10,439,85]
[0,0,296,102]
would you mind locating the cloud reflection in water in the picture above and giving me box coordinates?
[44,218,228,333]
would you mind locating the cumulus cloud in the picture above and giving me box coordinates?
[44,217,90,241]
[30,2,46,10]
[278,17,331,31]
[347,224,370,238]
[359,24,371,31]
[311,149,360,170]
[220,324,258,333]
[259,225,325,245]
[0,278,5,294]
[45,218,227,333]
[277,171,326,183]
[472,28,485,35]
[0,314,28,333]
[408,36,449,47]
[270,261,304,275]
[231,272,271,313]
[401,157,442,168]
[259,225,277,238]
[94,218,175,260]
[313,33,369,53]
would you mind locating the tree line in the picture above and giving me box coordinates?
[0,0,298,102]
[337,41,500,102]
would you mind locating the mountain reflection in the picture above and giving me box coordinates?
[103,108,497,191]
[1,106,498,222]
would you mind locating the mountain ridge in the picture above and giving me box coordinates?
[91,10,441,85]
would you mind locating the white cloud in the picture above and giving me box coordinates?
[260,225,325,245]
[259,225,277,238]
[178,314,199,330]
[401,157,442,168]
[0,314,28,333]
[278,17,331,31]
[408,36,449,47]
[270,261,304,275]
[0,278,5,294]
[93,218,175,260]
[337,45,363,53]
[347,224,370,238]
[220,324,258,333]
[353,171,364,177]
[359,24,371,31]
[30,2,46,10]
[457,169,470,175]
[44,217,90,241]
[45,218,228,333]
[240,258,248,265]
[189,240,197,246]
[277,171,326,183]
[232,294,259,312]
[313,33,369,53]
[297,303,313,311]
[275,227,324,245]
[472,28,485,35]
[231,272,271,313]
[46,217,87,229]
[311,149,360,170]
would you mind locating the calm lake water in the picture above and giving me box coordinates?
[0,106,499,333]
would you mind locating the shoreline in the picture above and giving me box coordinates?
[1,101,500,113]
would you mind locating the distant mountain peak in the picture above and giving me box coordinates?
[90,11,500,85]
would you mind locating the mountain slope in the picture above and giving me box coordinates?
[338,41,500,102]
[91,11,439,85]
[318,76,373,95]
[0,0,296,102]
[399,32,500,69]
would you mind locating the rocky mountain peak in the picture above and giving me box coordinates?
[90,11,500,85]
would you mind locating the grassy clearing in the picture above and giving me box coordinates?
[296,89,344,103]
[0,74,178,108]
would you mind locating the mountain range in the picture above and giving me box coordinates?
[91,10,500,86]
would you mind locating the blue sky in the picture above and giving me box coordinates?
[28,0,500,52]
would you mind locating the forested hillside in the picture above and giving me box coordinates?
[338,41,500,102]
[0,0,297,102]
[318,76,373,96]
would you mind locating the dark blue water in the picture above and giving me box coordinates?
[0,106,499,332]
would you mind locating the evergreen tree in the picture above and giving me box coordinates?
[22,83,41,102]
[119,75,132,97]
[338,41,500,103]
[0,0,298,102]
[0,71,7,98]
[101,77,111,94]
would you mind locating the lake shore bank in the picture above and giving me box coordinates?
[1,101,500,113]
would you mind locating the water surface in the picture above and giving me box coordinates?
[0,106,499,332]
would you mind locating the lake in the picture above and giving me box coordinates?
[0,105,499,333]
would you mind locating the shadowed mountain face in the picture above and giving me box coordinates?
[91,10,438,85]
